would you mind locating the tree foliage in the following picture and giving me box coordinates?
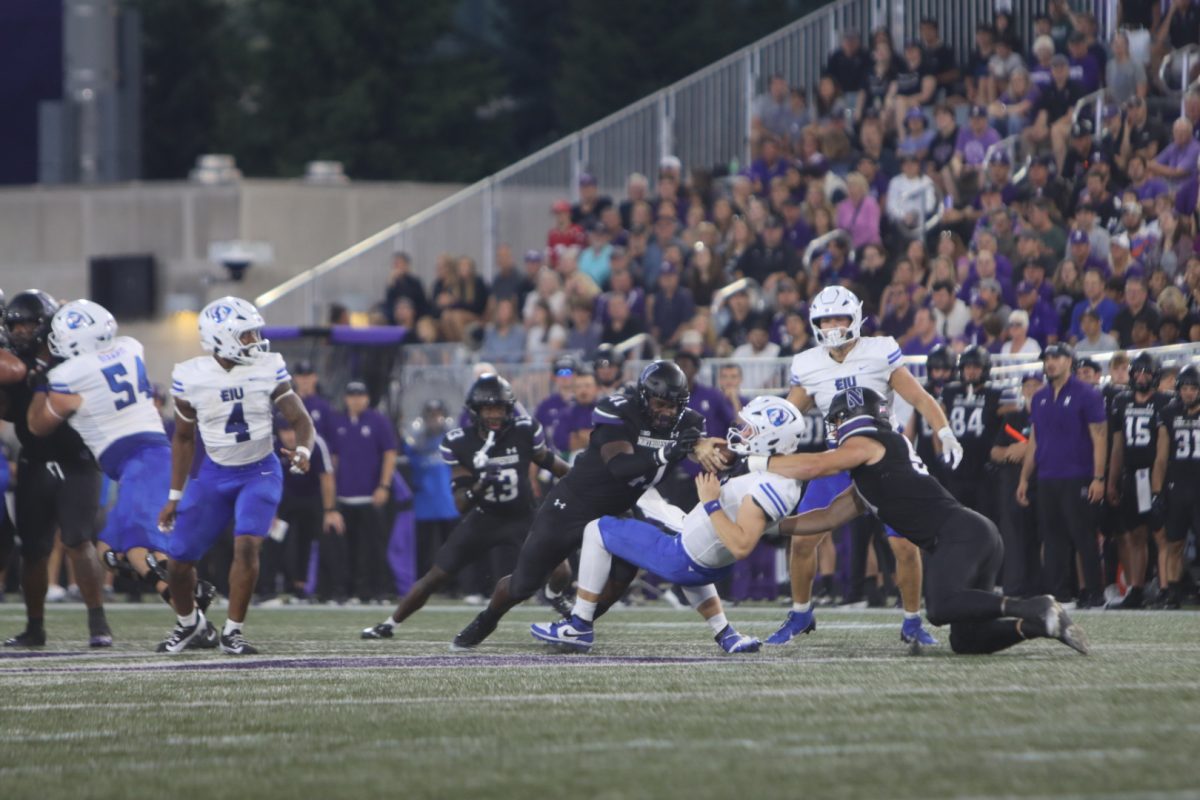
[132,0,826,182]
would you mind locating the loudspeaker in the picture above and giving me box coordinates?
[89,254,156,319]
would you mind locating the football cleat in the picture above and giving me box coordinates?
[715,624,761,654]
[361,622,395,640]
[546,591,575,620]
[452,611,498,651]
[530,615,594,651]
[900,616,938,647]
[188,621,220,649]
[220,630,259,655]
[156,612,209,654]
[1105,585,1144,610]
[1042,598,1089,655]
[89,633,114,648]
[765,608,816,646]
[194,580,217,613]
[4,628,47,647]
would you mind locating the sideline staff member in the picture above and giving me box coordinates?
[1016,343,1107,607]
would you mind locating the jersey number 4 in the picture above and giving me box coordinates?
[102,357,153,411]
[225,403,251,443]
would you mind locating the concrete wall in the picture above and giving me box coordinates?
[0,179,462,306]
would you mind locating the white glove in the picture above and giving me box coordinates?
[938,427,964,470]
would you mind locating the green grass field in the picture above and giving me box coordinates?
[1,601,1198,800]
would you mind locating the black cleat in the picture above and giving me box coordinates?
[1106,585,1144,610]
[4,628,47,647]
[156,612,209,654]
[361,623,394,640]
[547,592,574,620]
[194,580,217,613]
[220,630,259,655]
[452,611,498,650]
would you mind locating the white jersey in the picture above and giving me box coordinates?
[789,336,904,423]
[171,352,289,467]
[47,337,166,462]
[674,472,803,569]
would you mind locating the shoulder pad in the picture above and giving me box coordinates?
[593,394,636,426]
[444,427,466,441]
[514,417,533,427]
[679,407,706,431]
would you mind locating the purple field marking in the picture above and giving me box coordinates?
[3,653,736,674]
[0,651,91,660]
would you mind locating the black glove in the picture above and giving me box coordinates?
[26,359,49,391]
[1148,493,1166,531]
[658,426,702,465]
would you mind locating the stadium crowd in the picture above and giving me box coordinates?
[5,0,1200,620]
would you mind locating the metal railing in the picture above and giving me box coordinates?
[257,0,1101,326]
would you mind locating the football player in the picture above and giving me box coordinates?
[770,287,960,648]
[530,396,808,653]
[1160,365,1200,609]
[26,300,215,626]
[939,345,1006,514]
[361,374,571,639]
[453,360,716,649]
[764,387,1088,655]
[156,297,315,654]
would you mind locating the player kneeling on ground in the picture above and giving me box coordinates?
[760,388,1088,655]
[531,396,807,653]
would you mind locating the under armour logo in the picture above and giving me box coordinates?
[553,499,566,509]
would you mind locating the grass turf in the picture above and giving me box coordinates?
[1,602,1198,800]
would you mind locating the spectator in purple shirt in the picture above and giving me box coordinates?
[954,106,1003,172]
[901,307,946,355]
[561,368,599,453]
[1015,281,1060,346]
[1065,31,1100,93]
[535,355,578,455]
[1067,228,1111,277]
[1126,154,1170,213]
[1149,118,1200,191]
[646,262,695,348]
[332,381,398,603]
[747,135,789,195]
[292,360,337,445]
[835,172,883,249]
[1069,267,1120,341]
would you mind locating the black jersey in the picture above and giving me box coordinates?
[940,382,1004,478]
[0,354,93,466]
[795,407,827,454]
[438,417,546,515]
[1162,401,1200,483]
[911,384,949,485]
[555,393,705,517]
[1110,390,1171,473]
[847,428,962,548]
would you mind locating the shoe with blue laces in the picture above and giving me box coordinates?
[715,624,761,654]
[765,608,816,646]
[530,615,594,651]
[900,616,938,649]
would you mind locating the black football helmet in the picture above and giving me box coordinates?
[466,373,516,435]
[1177,364,1200,407]
[825,387,891,446]
[591,344,626,386]
[958,344,991,387]
[4,290,58,355]
[637,360,690,431]
[1130,352,1160,393]
[925,344,955,389]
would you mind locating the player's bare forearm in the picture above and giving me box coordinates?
[275,391,315,452]
[779,487,862,537]
[894,368,949,431]
[26,391,67,436]
[708,503,766,560]
[379,450,397,489]
[1018,426,1037,486]
[169,417,197,493]
[786,385,813,412]
[0,350,27,385]
[320,472,337,511]
[765,439,871,481]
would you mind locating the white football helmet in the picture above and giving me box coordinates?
[809,286,863,348]
[47,299,117,359]
[726,395,806,456]
[199,297,269,364]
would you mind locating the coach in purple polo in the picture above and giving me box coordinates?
[332,380,398,603]
[292,360,337,444]
[535,354,578,455]
[1016,343,1107,607]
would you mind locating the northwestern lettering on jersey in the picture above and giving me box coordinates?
[636,435,673,449]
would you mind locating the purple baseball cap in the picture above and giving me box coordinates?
[1069,229,1089,245]
[969,105,988,119]
[524,249,544,262]
[578,172,597,186]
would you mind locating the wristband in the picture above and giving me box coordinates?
[1092,476,1104,481]
[294,446,311,460]
[323,507,337,513]
[168,489,184,501]
[377,484,389,491]
[703,499,722,515]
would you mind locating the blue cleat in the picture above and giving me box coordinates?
[715,625,761,654]
[530,615,594,651]
[900,616,938,648]
[765,608,816,646]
